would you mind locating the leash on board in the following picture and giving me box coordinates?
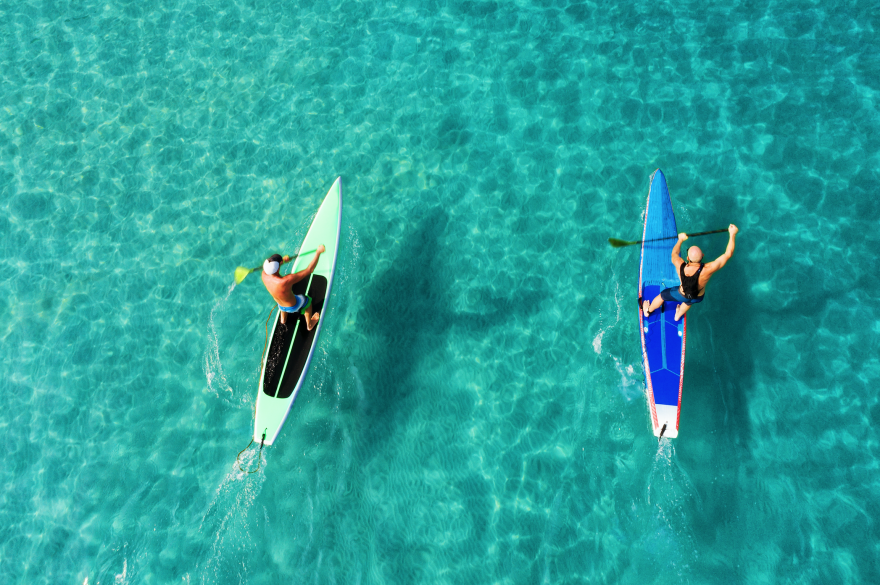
[236,430,267,474]
[658,423,667,444]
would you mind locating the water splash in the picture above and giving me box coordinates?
[113,557,128,585]
[613,356,642,403]
[204,283,236,399]
[592,329,605,354]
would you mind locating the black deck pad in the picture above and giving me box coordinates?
[262,275,328,398]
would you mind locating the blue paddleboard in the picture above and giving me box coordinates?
[638,169,686,439]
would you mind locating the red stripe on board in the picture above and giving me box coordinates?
[676,314,686,432]
[639,171,659,433]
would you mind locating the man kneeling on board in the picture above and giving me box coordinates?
[261,245,326,331]
[642,224,738,321]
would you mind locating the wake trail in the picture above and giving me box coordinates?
[631,440,701,582]
[193,449,268,584]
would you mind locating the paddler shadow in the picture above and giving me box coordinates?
[684,258,754,448]
[353,207,541,450]
[676,258,758,538]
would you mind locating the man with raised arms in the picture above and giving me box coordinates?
[642,224,738,322]
[261,245,326,330]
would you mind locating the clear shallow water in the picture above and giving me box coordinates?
[1,0,878,583]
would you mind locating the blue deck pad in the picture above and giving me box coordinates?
[641,285,684,406]
[639,170,685,411]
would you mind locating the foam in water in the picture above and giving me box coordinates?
[204,282,236,398]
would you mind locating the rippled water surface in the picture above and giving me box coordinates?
[1,1,879,583]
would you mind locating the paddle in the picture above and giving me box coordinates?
[234,248,318,284]
[608,228,728,249]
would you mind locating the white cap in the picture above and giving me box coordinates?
[263,259,280,274]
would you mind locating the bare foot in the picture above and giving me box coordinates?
[306,312,320,331]
[674,304,685,322]
[642,300,651,317]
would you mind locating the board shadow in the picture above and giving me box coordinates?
[351,206,544,453]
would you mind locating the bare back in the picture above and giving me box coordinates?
[262,271,307,306]
[672,226,738,295]
[260,247,325,307]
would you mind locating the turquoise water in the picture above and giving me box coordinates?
[2,0,879,582]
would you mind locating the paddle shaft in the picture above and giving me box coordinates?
[235,248,318,283]
[609,228,728,248]
[639,228,728,245]
[258,248,318,273]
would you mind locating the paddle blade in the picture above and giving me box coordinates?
[608,238,638,248]
[234,266,252,284]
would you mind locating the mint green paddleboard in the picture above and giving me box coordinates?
[254,177,342,445]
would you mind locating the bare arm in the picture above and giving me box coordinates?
[703,225,738,274]
[670,233,687,270]
[285,245,326,284]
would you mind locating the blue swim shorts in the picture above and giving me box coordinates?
[278,294,311,313]
[660,287,704,305]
